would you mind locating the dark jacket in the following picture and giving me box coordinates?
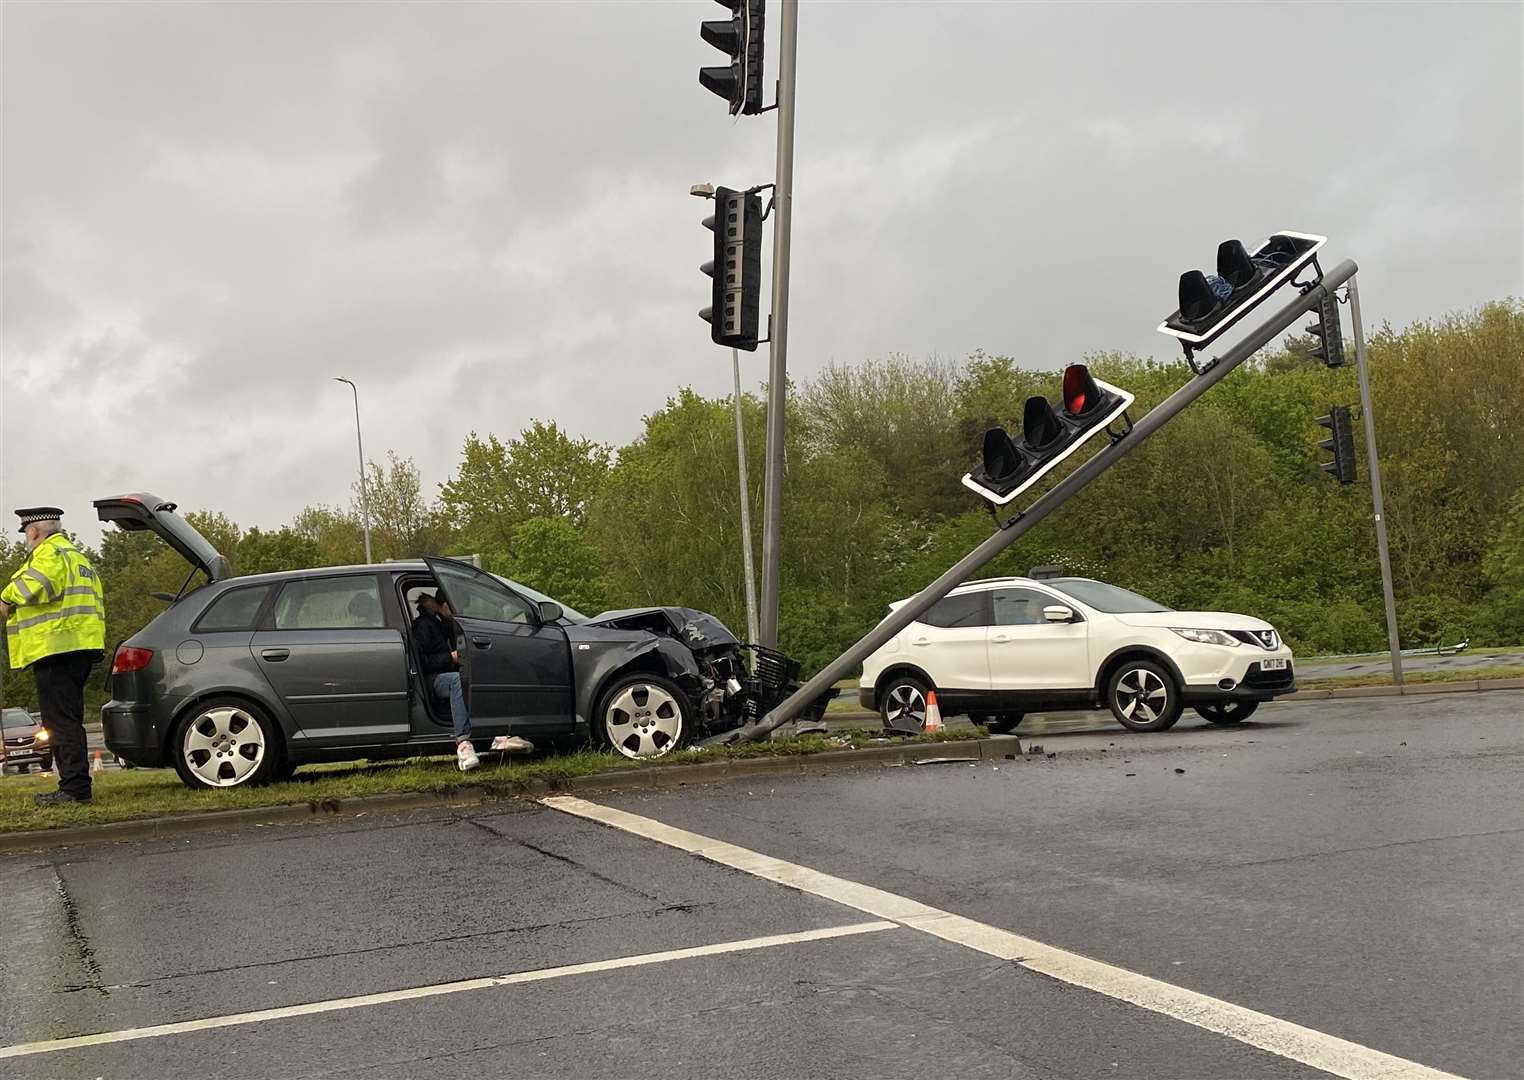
[412,612,458,678]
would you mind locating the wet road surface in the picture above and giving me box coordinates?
[1,692,1519,1079]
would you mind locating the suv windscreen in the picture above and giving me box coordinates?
[919,592,990,628]
[1047,578,1170,614]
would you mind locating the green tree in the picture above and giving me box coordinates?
[496,517,608,615]
[439,422,613,554]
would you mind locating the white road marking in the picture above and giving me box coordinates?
[542,794,1466,1080]
[0,920,894,1061]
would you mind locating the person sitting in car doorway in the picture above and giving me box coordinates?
[412,591,530,771]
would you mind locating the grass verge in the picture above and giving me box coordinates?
[1297,665,1524,691]
[0,726,980,835]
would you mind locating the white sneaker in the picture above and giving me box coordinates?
[456,740,480,772]
[490,735,535,754]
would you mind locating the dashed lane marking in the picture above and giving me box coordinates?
[542,794,1466,1080]
[0,920,895,1061]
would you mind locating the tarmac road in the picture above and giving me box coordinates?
[1,691,1519,1079]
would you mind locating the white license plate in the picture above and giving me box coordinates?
[1260,658,1288,671]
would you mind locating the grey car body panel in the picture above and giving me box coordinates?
[562,626,704,728]
[251,627,411,746]
[585,607,741,650]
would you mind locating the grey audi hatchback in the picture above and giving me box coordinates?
[97,494,812,790]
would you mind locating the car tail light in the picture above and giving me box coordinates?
[112,646,154,674]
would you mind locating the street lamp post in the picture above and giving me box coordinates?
[333,377,375,564]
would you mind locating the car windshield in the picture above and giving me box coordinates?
[492,576,588,623]
[1,708,35,733]
[1047,578,1171,614]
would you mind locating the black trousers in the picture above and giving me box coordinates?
[33,650,97,798]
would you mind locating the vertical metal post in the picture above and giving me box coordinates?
[1346,278,1403,687]
[733,348,761,643]
[335,377,375,565]
[758,0,797,648]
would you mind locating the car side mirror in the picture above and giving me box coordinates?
[1043,605,1075,623]
[538,601,564,624]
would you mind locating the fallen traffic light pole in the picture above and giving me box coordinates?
[705,256,1359,747]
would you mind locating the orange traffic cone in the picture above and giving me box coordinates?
[923,690,945,734]
[90,751,104,774]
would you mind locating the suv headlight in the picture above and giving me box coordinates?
[1169,628,1239,647]
[35,728,49,743]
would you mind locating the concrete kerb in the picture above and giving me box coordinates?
[0,736,1025,854]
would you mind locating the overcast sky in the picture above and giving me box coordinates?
[3,1,1520,549]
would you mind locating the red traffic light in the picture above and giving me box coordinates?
[1061,365,1104,419]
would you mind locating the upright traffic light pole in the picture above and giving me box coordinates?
[758,0,798,648]
[732,346,761,644]
[1347,277,1403,687]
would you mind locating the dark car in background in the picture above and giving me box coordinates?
[1,707,52,775]
[95,493,816,790]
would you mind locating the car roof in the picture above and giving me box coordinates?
[890,576,1069,608]
[211,561,431,587]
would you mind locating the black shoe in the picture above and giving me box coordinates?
[34,790,91,807]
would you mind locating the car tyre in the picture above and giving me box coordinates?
[983,713,1024,734]
[1195,700,1259,725]
[1106,660,1183,732]
[597,673,691,760]
[171,698,279,790]
[880,675,930,731]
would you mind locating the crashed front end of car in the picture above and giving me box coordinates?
[582,607,827,739]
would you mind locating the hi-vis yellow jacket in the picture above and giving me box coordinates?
[3,533,106,668]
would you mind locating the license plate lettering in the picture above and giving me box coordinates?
[1261,658,1288,671]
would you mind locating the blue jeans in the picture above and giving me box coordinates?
[432,671,470,741]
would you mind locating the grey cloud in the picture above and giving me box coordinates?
[2,0,1519,548]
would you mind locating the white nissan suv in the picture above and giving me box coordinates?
[858,576,1294,733]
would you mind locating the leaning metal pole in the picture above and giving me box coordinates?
[709,258,1360,745]
[1346,277,1403,687]
[733,347,761,644]
[758,0,798,648]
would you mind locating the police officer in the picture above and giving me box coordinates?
[1,507,107,806]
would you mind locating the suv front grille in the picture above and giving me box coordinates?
[1229,629,1281,650]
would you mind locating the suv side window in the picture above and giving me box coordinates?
[921,592,990,628]
[272,576,386,630]
[194,584,274,632]
[992,588,1060,626]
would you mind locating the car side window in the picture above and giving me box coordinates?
[992,588,1056,626]
[921,592,990,628]
[431,562,534,624]
[194,584,274,632]
[271,576,386,630]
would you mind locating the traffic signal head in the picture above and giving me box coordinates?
[962,365,1135,507]
[699,0,765,116]
[1316,405,1357,484]
[1305,292,1345,367]
[699,186,763,351]
[1159,231,1327,348]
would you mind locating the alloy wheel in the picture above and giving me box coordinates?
[183,706,266,787]
[884,683,927,728]
[605,683,683,759]
[1115,668,1170,723]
